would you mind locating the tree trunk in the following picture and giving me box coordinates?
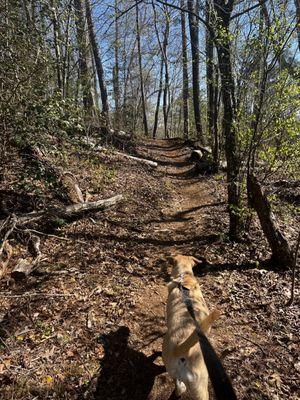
[162,6,170,139]
[135,2,149,136]
[181,0,189,140]
[295,0,300,51]
[152,2,170,139]
[50,0,62,93]
[247,174,294,267]
[62,2,71,98]
[213,0,240,240]
[206,0,218,166]
[187,0,203,142]
[153,58,164,139]
[84,0,109,121]
[74,0,95,111]
[247,3,269,172]
[113,0,120,128]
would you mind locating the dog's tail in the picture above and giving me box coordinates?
[173,309,220,357]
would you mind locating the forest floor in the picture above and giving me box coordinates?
[0,139,299,400]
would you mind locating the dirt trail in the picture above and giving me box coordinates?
[1,139,298,400]
[129,139,224,400]
[137,139,216,249]
[94,138,224,400]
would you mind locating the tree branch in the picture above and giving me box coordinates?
[231,0,269,20]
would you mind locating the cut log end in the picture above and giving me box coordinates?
[11,259,34,281]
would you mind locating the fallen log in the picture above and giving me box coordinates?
[114,152,158,168]
[190,150,204,162]
[109,129,132,140]
[190,150,218,174]
[247,173,294,267]
[10,194,124,228]
[11,259,35,281]
[92,145,158,168]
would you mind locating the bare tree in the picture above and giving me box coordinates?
[135,1,149,136]
[84,0,109,120]
[74,0,96,111]
[187,0,203,142]
[206,0,218,165]
[50,0,62,93]
[213,0,241,240]
[113,0,121,128]
[181,0,189,139]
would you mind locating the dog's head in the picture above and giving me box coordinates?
[164,254,201,278]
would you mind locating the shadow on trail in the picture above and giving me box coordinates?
[165,166,199,179]
[68,231,220,247]
[133,152,191,168]
[144,202,225,225]
[138,142,186,152]
[94,326,165,400]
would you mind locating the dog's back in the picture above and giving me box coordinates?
[162,262,217,399]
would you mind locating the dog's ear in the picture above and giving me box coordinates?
[157,256,175,271]
[190,256,201,267]
[163,255,176,266]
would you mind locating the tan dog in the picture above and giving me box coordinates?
[162,255,220,399]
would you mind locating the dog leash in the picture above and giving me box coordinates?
[179,283,238,400]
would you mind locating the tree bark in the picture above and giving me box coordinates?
[152,2,170,138]
[181,0,189,140]
[84,0,109,120]
[135,2,149,136]
[153,58,164,139]
[74,0,95,111]
[50,0,62,93]
[295,0,300,51]
[187,0,203,142]
[247,174,294,267]
[162,6,170,139]
[62,2,71,98]
[213,0,241,240]
[206,0,218,166]
[113,0,120,128]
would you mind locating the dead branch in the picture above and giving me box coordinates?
[247,173,294,267]
[239,335,267,356]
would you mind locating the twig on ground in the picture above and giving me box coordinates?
[23,228,88,245]
[0,214,17,256]
[239,335,267,356]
